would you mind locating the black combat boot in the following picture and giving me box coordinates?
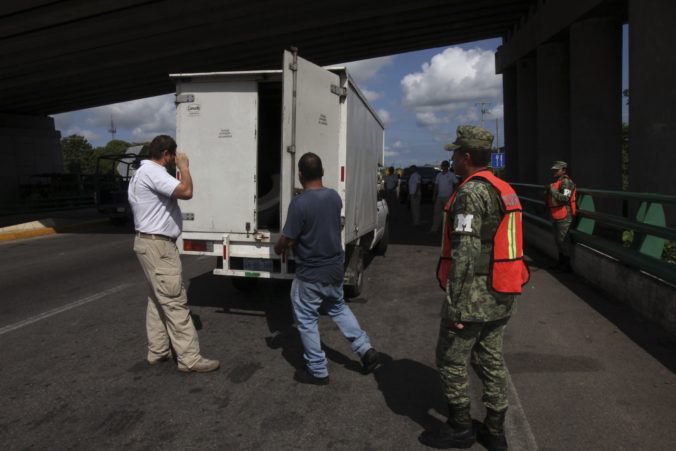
[418,405,476,449]
[477,408,508,451]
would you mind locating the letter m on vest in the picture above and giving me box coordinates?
[436,170,530,294]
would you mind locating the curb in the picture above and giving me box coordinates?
[0,219,109,242]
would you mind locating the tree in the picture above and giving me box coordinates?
[61,135,93,174]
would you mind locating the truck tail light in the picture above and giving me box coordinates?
[183,239,207,252]
[223,244,227,260]
[341,166,345,182]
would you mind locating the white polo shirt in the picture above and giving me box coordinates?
[435,171,458,198]
[128,160,182,238]
[408,172,421,195]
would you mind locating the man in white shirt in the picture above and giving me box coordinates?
[408,165,422,225]
[128,135,219,373]
[430,160,458,233]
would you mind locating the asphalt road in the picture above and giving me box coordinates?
[1,203,675,450]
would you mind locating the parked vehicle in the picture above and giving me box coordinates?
[398,165,439,203]
[94,150,145,223]
[171,50,388,297]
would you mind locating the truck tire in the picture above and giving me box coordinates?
[231,277,259,291]
[373,220,389,255]
[344,246,364,298]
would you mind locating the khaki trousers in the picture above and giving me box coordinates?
[410,192,421,225]
[133,236,201,367]
[431,195,450,232]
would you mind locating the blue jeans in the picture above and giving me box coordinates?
[290,278,372,377]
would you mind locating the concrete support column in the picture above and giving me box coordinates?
[502,65,518,182]
[516,55,538,183]
[0,114,62,203]
[537,41,570,185]
[569,17,622,190]
[629,0,676,196]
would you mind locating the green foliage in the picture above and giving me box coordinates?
[61,135,135,174]
[61,134,93,174]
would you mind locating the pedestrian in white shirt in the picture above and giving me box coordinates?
[408,165,422,225]
[430,161,458,232]
[128,135,219,373]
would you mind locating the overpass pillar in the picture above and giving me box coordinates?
[502,65,518,182]
[537,41,570,185]
[516,56,538,183]
[0,114,63,202]
[569,17,622,190]
[629,0,676,196]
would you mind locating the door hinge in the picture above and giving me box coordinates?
[289,62,297,71]
[175,94,194,104]
[287,145,296,154]
[330,84,347,98]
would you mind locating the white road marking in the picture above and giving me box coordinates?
[0,283,133,336]
[505,367,539,450]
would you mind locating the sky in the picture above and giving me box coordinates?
[52,27,628,168]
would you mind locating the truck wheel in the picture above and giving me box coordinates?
[374,220,389,255]
[344,247,364,298]
[231,277,258,291]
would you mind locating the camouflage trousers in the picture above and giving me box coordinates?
[553,220,572,256]
[436,317,510,412]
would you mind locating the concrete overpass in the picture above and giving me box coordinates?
[1,0,675,201]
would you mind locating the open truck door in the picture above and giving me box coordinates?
[281,49,343,227]
[175,78,259,233]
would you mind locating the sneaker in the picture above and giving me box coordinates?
[147,353,172,366]
[360,348,381,374]
[293,368,329,386]
[178,357,220,373]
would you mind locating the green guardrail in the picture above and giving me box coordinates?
[512,182,676,286]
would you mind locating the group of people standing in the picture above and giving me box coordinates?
[127,126,576,451]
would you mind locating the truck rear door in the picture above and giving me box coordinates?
[176,78,258,233]
[281,50,342,226]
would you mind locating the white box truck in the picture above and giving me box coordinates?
[171,50,388,296]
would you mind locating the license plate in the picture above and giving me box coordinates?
[243,258,273,272]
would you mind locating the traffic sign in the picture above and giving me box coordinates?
[491,152,505,169]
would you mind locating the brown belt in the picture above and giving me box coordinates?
[136,232,177,242]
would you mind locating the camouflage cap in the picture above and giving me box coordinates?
[551,160,567,170]
[444,125,494,151]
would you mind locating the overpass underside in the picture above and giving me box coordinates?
[496,0,675,199]
[1,0,675,203]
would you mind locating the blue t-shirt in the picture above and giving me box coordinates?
[282,187,344,284]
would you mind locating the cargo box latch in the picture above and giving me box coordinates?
[330,85,347,98]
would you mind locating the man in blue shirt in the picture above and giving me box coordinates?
[274,152,380,385]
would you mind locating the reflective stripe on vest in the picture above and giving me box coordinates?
[436,170,530,294]
[546,176,577,220]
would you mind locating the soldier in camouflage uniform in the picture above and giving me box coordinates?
[546,161,576,272]
[419,126,516,451]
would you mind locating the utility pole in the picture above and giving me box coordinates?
[495,117,500,151]
[108,114,117,141]
[475,102,491,127]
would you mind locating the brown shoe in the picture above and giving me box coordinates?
[178,357,220,373]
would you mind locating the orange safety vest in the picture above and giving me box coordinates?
[436,170,530,294]
[546,176,577,220]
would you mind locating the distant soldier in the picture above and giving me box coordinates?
[419,126,529,450]
[546,161,577,272]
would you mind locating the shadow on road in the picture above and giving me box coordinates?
[373,353,447,431]
[387,200,441,248]
[525,244,676,374]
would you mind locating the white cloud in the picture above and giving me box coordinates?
[392,140,404,149]
[87,94,176,142]
[402,47,501,108]
[377,108,391,126]
[342,56,395,84]
[361,88,382,103]
[400,46,503,146]
[384,150,399,158]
